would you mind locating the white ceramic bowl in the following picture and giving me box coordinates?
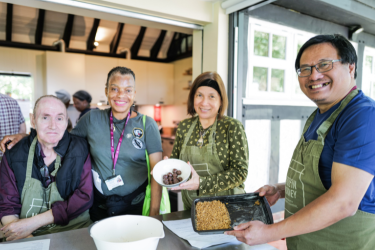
[89,215,164,250]
[153,159,191,188]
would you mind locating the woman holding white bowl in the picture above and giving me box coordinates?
[167,71,249,209]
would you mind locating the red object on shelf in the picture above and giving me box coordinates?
[154,105,161,122]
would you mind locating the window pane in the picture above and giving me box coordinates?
[272,35,286,59]
[294,75,303,95]
[372,82,375,99]
[365,56,373,74]
[271,69,284,92]
[0,75,33,133]
[297,40,304,55]
[254,31,269,57]
[253,67,268,92]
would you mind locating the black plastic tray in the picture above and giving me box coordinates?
[191,193,273,235]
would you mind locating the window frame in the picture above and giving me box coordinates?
[363,46,375,99]
[245,18,317,106]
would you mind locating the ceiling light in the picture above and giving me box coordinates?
[94,41,99,47]
[349,25,364,40]
[353,26,364,34]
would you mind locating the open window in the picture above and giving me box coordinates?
[0,73,33,133]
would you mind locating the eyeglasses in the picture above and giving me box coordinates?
[297,59,341,77]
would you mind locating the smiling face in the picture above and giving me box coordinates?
[31,97,68,147]
[105,73,136,120]
[298,43,356,112]
[194,86,221,124]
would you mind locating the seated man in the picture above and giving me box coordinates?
[0,95,93,241]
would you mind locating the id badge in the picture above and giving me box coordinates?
[105,175,124,191]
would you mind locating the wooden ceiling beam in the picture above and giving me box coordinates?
[110,23,124,54]
[35,9,45,45]
[166,32,178,58]
[63,14,75,48]
[87,18,100,51]
[130,26,146,59]
[6,3,13,42]
[150,30,167,59]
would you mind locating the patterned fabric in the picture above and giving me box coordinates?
[170,116,249,193]
[0,94,25,157]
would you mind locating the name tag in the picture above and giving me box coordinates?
[105,175,124,191]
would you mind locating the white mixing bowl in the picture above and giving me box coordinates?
[89,215,164,250]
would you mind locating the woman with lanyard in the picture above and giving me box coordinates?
[167,72,249,209]
[1,67,163,221]
[73,67,162,221]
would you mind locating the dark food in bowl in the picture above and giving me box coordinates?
[163,168,183,185]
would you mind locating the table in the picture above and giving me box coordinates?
[1,210,285,250]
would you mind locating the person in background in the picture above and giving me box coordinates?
[0,95,93,241]
[73,90,93,123]
[226,34,375,250]
[166,72,249,209]
[0,93,26,161]
[55,89,73,132]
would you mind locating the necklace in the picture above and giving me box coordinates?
[196,126,211,148]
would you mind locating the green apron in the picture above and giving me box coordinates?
[179,117,245,209]
[19,137,91,236]
[285,89,375,249]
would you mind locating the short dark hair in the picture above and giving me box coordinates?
[187,72,228,120]
[106,66,136,88]
[295,34,357,78]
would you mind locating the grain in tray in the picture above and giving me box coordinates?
[195,200,231,230]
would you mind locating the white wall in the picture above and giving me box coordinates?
[191,2,229,91]
[137,57,192,128]
[201,1,229,89]
[79,0,212,24]
[0,47,45,104]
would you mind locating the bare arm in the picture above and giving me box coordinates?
[18,122,26,134]
[149,152,162,216]
[226,162,373,245]
[0,133,28,153]
[1,210,54,241]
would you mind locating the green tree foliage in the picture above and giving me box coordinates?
[0,75,33,100]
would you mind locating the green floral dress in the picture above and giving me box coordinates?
[170,116,249,195]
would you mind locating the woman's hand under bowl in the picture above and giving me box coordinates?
[171,162,199,191]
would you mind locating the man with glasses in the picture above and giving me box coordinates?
[227,34,375,249]
[0,96,93,241]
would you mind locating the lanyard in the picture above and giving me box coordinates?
[110,110,130,176]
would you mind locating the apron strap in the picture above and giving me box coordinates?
[50,155,61,177]
[206,119,218,154]
[25,137,38,180]
[302,110,318,135]
[316,89,359,144]
[181,117,198,155]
